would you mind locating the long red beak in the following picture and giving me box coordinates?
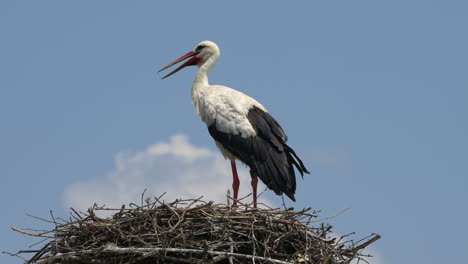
[159,51,201,79]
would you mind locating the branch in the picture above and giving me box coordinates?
[10,227,54,238]
[353,234,382,252]
[37,244,294,264]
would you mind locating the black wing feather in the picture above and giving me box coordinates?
[208,106,309,201]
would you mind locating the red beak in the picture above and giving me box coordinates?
[159,51,201,79]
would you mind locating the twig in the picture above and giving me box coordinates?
[167,196,201,232]
[353,234,382,252]
[10,227,54,238]
[309,207,351,223]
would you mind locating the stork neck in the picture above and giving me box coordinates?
[193,56,217,87]
[194,69,209,86]
[191,55,218,121]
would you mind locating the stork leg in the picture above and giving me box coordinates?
[230,160,240,206]
[251,176,258,208]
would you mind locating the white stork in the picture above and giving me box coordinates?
[159,41,309,207]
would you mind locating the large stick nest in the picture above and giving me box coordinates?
[11,194,380,264]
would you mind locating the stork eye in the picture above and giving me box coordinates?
[196,45,206,52]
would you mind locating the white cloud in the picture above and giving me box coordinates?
[63,134,269,212]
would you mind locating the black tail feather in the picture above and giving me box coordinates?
[285,144,310,175]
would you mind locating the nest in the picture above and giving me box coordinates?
[10,194,380,264]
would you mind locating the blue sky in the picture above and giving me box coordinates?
[1,1,467,263]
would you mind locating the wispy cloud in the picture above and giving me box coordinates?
[63,134,268,212]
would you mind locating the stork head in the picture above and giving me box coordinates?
[159,40,220,79]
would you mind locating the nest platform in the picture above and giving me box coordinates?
[10,195,380,263]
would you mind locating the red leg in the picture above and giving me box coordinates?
[230,160,240,206]
[251,176,258,208]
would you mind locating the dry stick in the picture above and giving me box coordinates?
[226,189,231,207]
[2,251,29,261]
[10,227,55,238]
[49,211,58,228]
[25,214,56,224]
[28,242,53,264]
[229,236,235,264]
[167,196,202,232]
[152,192,167,208]
[28,237,51,249]
[140,188,147,207]
[250,217,258,264]
[353,234,382,252]
[70,208,83,221]
[22,228,55,236]
[309,207,351,223]
[36,245,294,264]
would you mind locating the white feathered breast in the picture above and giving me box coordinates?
[192,85,267,139]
